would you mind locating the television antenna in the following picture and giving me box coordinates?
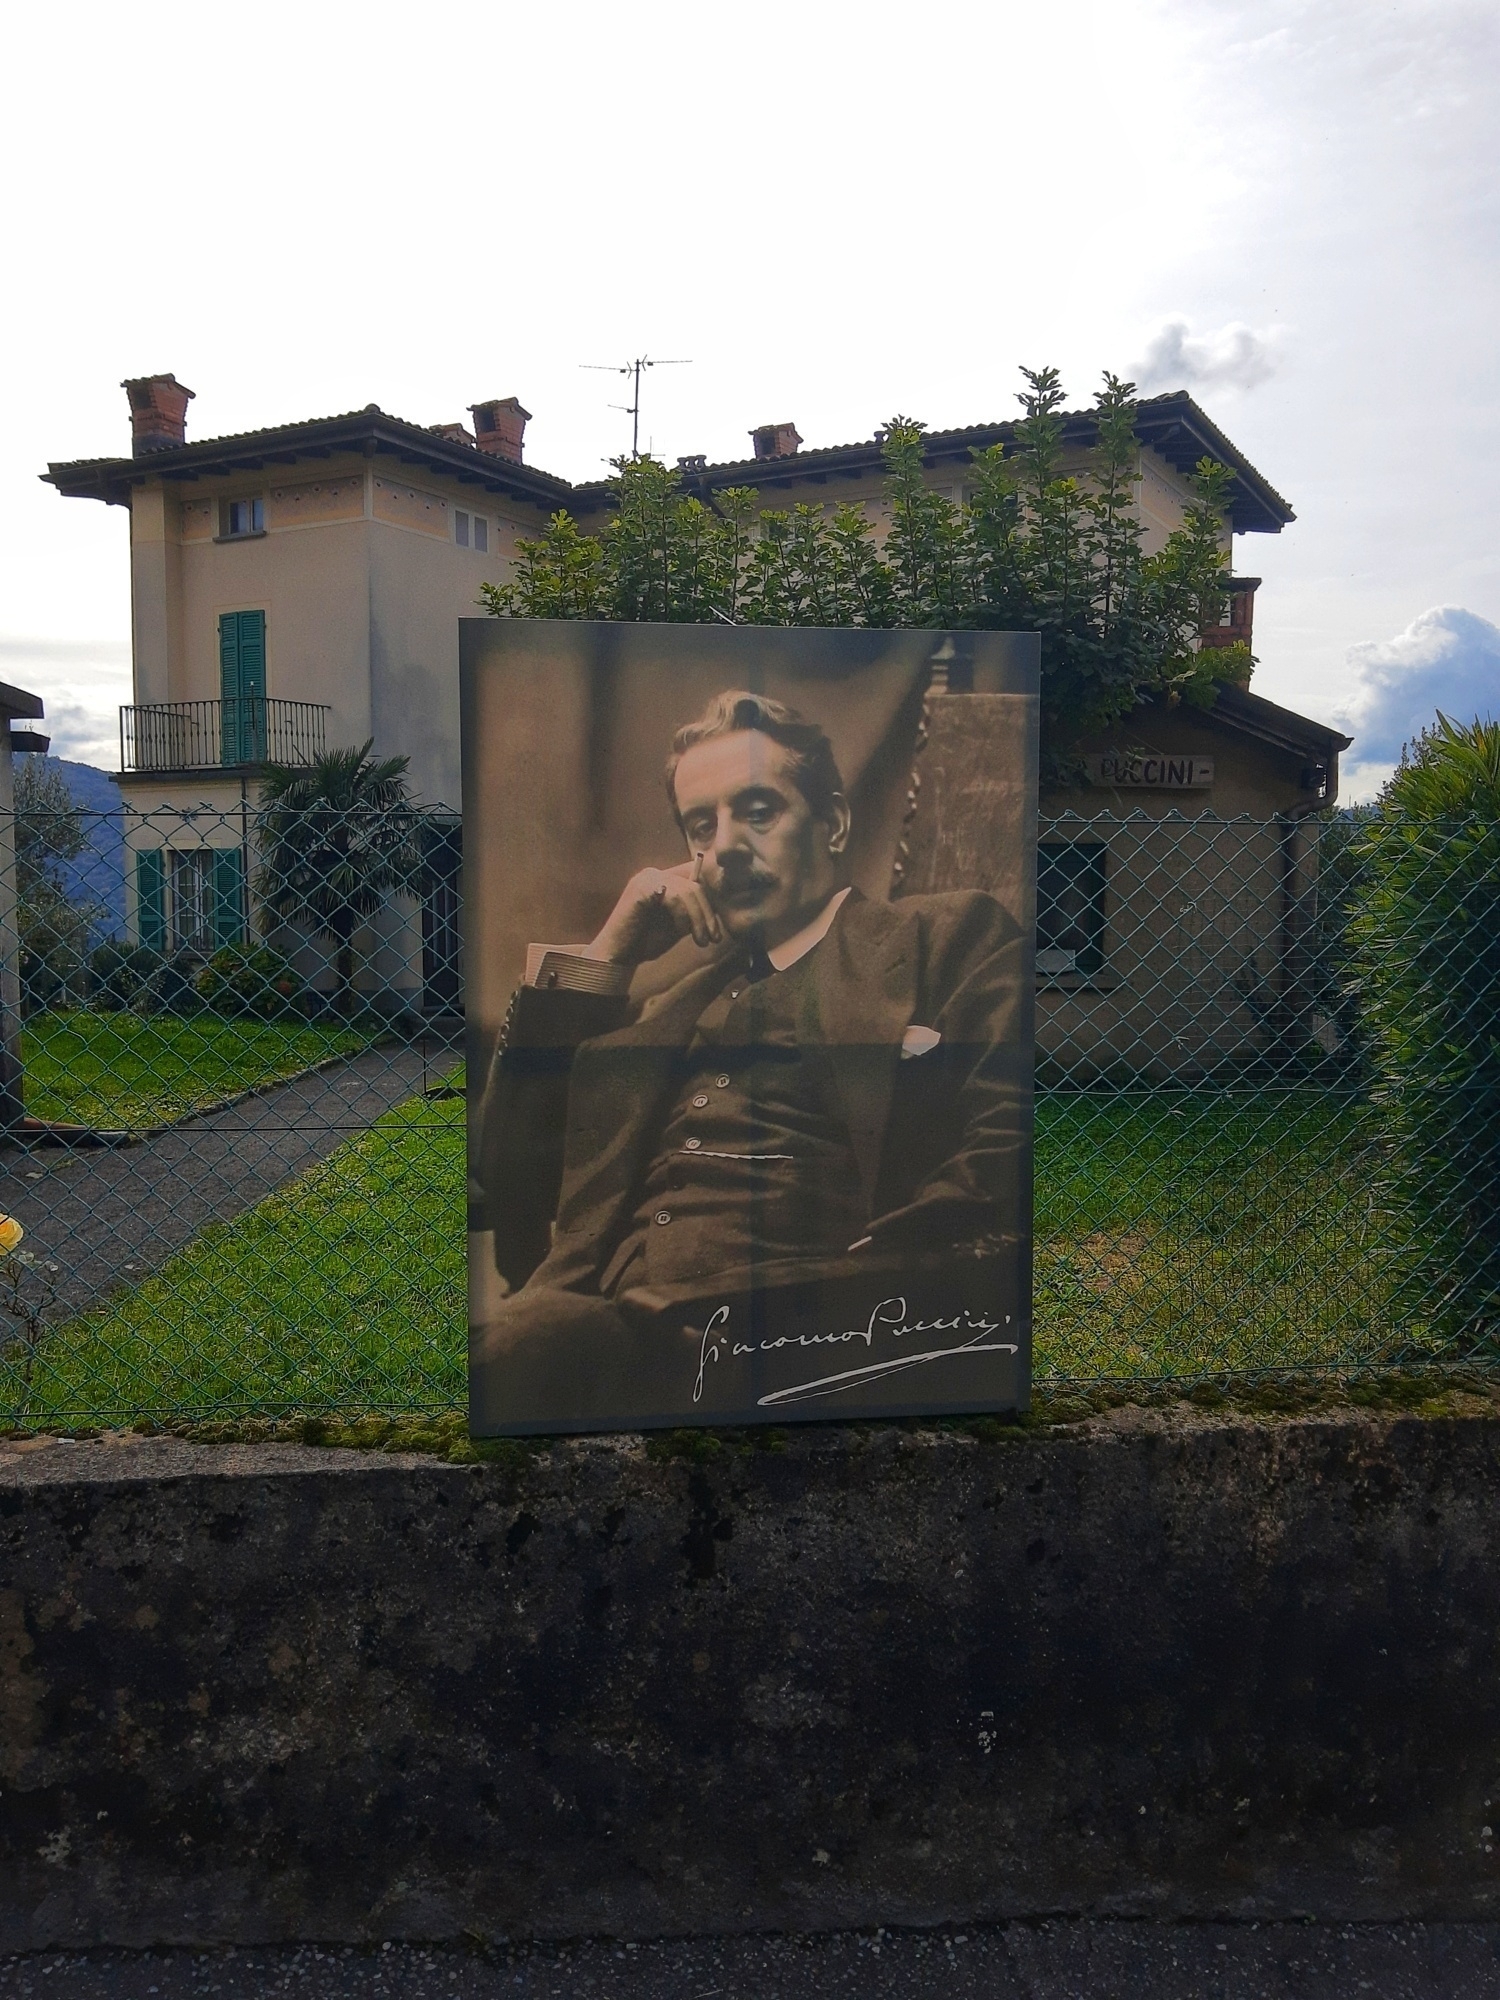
[581,354,691,458]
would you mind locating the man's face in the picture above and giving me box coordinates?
[672,730,846,946]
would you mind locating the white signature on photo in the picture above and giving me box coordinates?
[688,1296,1019,1406]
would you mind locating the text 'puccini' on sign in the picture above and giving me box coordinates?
[1084,753,1215,789]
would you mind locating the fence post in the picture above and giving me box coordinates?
[0,683,49,1133]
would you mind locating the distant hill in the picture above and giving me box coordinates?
[20,756,127,941]
[47,758,119,816]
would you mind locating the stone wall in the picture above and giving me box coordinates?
[2,1409,1498,1949]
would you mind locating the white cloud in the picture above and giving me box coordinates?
[0,637,129,770]
[35,698,122,770]
[1339,605,1500,768]
[3,0,1498,763]
[1339,760,1398,807]
[1131,317,1286,395]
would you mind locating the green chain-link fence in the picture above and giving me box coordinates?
[0,803,1495,1427]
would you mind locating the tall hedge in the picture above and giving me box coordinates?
[1349,716,1500,1350]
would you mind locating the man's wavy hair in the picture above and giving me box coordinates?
[665,690,845,825]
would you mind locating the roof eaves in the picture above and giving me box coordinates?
[1206,684,1353,756]
[1131,394,1294,534]
[42,391,1294,533]
[43,410,577,510]
[0,681,45,722]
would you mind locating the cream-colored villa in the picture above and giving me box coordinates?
[45,377,1349,1047]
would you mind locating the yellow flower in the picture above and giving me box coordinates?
[0,1215,24,1255]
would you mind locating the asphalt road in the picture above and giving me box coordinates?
[0,1044,444,1318]
[3,1924,1499,1999]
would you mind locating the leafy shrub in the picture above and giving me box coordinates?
[88,942,205,1015]
[1348,716,1500,1349]
[89,941,163,1012]
[194,943,303,1018]
[480,368,1252,775]
[17,761,107,1013]
[147,952,205,1016]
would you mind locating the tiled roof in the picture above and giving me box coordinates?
[43,406,575,510]
[614,391,1293,536]
[44,390,1293,534]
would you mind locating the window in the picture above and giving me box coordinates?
[1037,843,1107,976]
[454,510,489,552]
[136,848,246,955]
[170,851,216,953]
[455,510,469,547]
[220,497,265,538]
[473,515,488,553]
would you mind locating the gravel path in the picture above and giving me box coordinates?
[0,1044,448,1317]
[2,1923,1498,1999]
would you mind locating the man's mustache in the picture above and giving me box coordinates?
[706,861,778,901]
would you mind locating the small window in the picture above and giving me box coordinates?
[221,497,264,538]
[455,510,489,552]
[1037,843,1107,976]
[472,515,488,553]
[454,510,470,548]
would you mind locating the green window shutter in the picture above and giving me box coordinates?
[136,849,167,953]
[219,610,266,763]
[212,848,247,947]
[218,611,241,700]
[219,612,241,763]
[237,610,266,699]
[239,611,266,760]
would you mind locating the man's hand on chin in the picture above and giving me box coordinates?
[587,861,723,968]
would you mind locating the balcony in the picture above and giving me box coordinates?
[120,699,330,774]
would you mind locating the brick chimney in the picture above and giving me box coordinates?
[470,398,531,463]
[431,421,477,447]
[122,374,195,455]
[750,421,802,461]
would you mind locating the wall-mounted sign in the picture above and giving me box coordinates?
[1085,753,1214,790]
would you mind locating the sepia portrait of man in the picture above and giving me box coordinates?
[466,641,1035,1436]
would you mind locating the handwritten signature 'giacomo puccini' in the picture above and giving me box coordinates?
[689,1296,1019,1408]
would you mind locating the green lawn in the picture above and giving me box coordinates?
[4,1082,1432,1428]
[22,1011,374,1131]
[1033,1089,1423,1381]
[12,1089,466,1426]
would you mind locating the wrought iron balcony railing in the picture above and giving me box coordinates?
[119,698,330,774]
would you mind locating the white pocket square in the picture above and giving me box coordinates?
[900,1024,942,1060]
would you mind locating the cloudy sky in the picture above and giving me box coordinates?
[2,0,1495,796]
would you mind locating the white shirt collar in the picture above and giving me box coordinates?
[765,885,852,973]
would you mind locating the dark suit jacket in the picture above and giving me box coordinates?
[477,888,1031,1297]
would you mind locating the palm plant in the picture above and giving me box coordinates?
[255,743,425,1017]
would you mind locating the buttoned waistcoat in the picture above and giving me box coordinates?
[478,888,1032,1297]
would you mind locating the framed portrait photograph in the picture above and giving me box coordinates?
[462,621,1039,1435]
